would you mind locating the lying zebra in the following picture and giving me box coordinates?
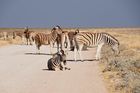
[47,50,70,71]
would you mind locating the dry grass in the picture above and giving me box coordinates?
[96,29,140,93]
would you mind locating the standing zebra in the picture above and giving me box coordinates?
[34,26,62,54]
[51,26,70,52]
[12,31,25,44]
[0,32,8,40]
[24,26,36,45]
[53,27,79,51]
[74,32,120,61]
[67,29,79,51]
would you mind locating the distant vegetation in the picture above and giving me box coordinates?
[98,28,140,93]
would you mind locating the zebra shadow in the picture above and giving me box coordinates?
[25,53,53,55]
[42,69,66,71]
[42,68,71,71]
[66,59,98,62]
[42,69,52,71]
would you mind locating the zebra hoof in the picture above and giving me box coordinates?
[65,67,71,70]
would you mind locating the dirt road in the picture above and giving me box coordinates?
[0,45,108,93]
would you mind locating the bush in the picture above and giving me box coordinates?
[100,45,140,93]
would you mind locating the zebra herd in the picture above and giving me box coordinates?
[0,26,120,71]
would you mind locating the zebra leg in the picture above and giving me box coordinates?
[29,37,32,45]
[78,44,84,62]
[74,44,84,62]
[74,46,77,62]
[21,36,24,45]
[70,40,74,51]
[60,62,64,71]
[31,37,35,46]
[56,40,60,52]
[52,42,55,48]
[26,38,28,45]
[36,44,41,54]
[96,43,104,60]
[50,43,53,54]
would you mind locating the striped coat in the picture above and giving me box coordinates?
[67,29,79,50]
[34,26,62,53]
[54,29,79,51]
[0,32,8,40]
[24,30,36,45]
[74,32,120,61]
[12,31,26,44]
[47,50,70,71]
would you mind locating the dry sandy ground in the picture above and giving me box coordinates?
[0,45,108,93]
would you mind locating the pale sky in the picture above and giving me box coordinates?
[0,0,140,28]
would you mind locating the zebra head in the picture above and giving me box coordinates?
[60,50,67,65]
[51,25,63,34]
[24,26,28,30]
[24,26,29,34]
[74,29,79,35]
[103,33,120,56]
[112,41,120,56]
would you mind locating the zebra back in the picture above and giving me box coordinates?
[12,31,24,39]
[75,32,119,46]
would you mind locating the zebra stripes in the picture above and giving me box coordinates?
[50,26,71,52]
[74,32,120,61]
[12,31,26,44]
[47,50,70,71]
[67,29,79,50]
[34,26,62,54]
[23,27,36,45]
[13,31,24,39]
[53,28,80,51]
[0,32,8,40]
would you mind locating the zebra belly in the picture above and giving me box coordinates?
[42,41,50,45]
[87,45,97,48]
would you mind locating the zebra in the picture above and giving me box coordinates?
[0,32,8,40]
[23,26,36,45]
[12,31,26,44]
[34,26,62,54]
[67,29,79,51]
[47,50,70,71]
[74,32,120,62]
[50,26,70,53]
[53,27,79,51]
